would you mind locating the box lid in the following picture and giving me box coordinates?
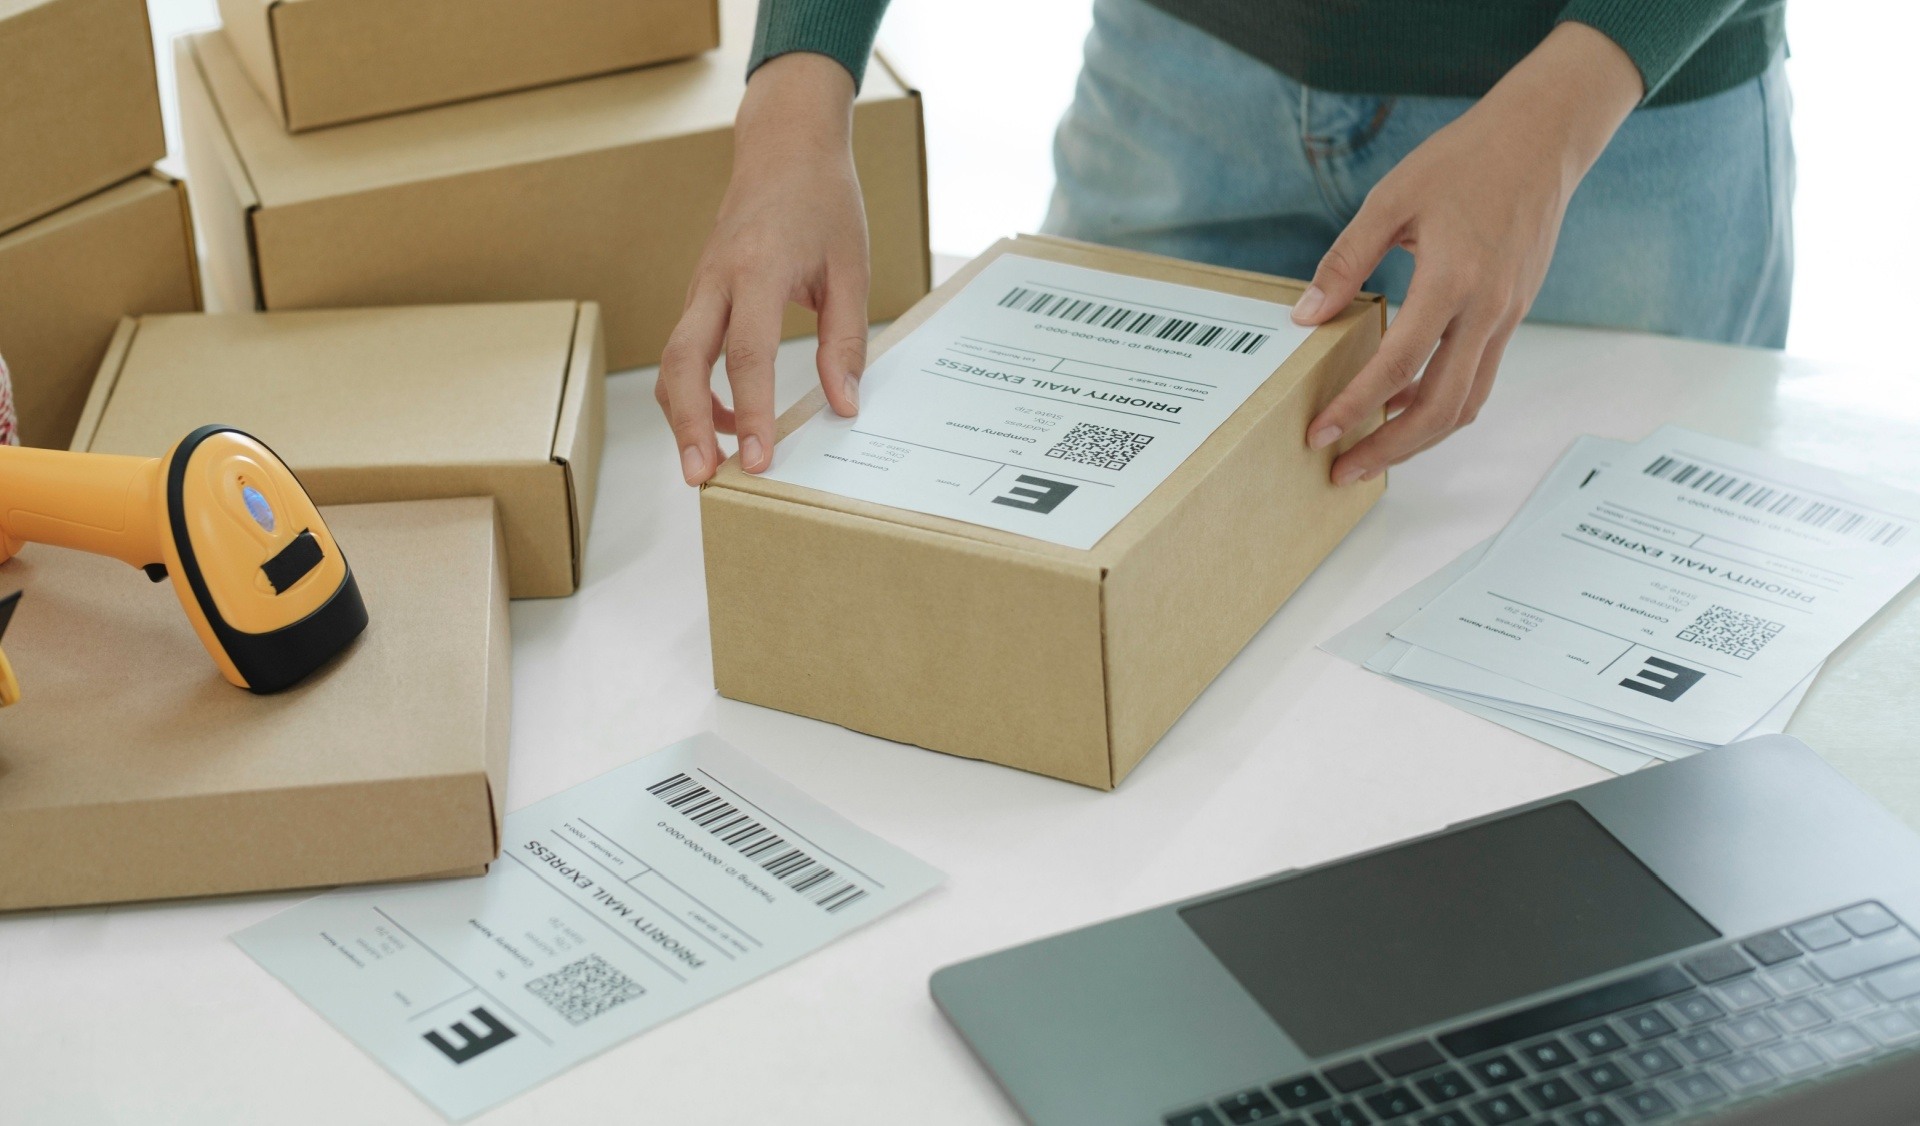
[73,302,580,470]
[183,0,908,208]
[706,235,1386,570]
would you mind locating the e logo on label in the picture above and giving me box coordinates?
[424,1006,517,1064]
[991,474,1078,514]
[1619,656,1705,702]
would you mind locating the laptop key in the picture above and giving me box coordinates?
[1520,1077,1579,1110]
[1666,993,1724,1026]
[1770,998,1829,1032]
[1219,1088,1285,1123]
[1467,1054,1524,1088]
[1167,1108,1227,1126]
[1676,1030,1732,1062]
[1468,1092,1528,1124]
[1682,946,1754,985]
[1274,1075,1334,1109]
[1669,1071,1729,1106]
[1811,929,1920,981]
[1790,916,1852,951]
[1823,984,1873,1015]
[1741,931,1801,966]
[1312,1104,1370,1126]
[1624,1045,1680,1077]
[1616,1088,1677,1121]
[1715,1054,1777,1091]
[1416,1113,1471,1126]
[1764,963,1820,996]
[1838,902,1900,937]
[1519,1038,1577,1072]
[1865,958,1920,1002]
[1711,978,1772,1011]
[1762,1040,1825,1075]
[1563,1106,1622,1126]
[1325,1061,1385,1094]
[1863,1008,1920,1045]
[1621,1010,1674,1041]
[1437,967,1692,1059]
[1570,1024,1626,1057]
[1574,1061,1630,1094]
[1415,1070,1473,1104]
[1363,1087,1422,1120]
[1724,1013,1779,1047]
[1814,1023,1875,1061]
[1376,1042,1446,1079]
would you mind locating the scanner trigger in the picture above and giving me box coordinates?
[143,563,169,583]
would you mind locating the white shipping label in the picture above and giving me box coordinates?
[760,254,1315,549]
[234,734,943,1121]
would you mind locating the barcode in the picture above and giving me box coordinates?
[647,773,868,913]
[1643,455,1910,547]
[999,286,1270,354]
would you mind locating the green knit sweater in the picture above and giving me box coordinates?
[750,0,1786,107]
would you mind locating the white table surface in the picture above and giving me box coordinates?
[4,306,1917,1124]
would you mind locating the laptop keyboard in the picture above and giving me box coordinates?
[1165,902,1920,1126]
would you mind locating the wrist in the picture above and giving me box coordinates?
[739,52,856,154]
[1487,21,1643,185]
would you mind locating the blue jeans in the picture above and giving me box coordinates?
[1042,0,1796,347]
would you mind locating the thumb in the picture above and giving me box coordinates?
[1293,193,1403,326]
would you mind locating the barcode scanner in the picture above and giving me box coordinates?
[0,425,368,693]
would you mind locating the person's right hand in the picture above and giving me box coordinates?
[656,53,870,486]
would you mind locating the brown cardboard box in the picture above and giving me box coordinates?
[0,497,509,912]
[701,236,1386,789]
[0,172,201,451]
[0,0,166,234]
[216,0,721,132]
[175,0,930,370]
[71,302,604,598]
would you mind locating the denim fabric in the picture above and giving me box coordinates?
[1042,0,1795,347]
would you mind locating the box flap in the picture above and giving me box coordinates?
[187,0,910,208]
[708,234,1383,569]
[82,303,580,468]
[551,302,607,589]
[212,0,288,123]
[0,171,180,250]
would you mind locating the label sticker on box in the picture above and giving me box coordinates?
[760,254,1314,549]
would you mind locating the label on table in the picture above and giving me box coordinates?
[1392,427,1920,744]
[759,254,1313,549]
[234,734,943,1121]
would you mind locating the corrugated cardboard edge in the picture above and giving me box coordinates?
[69,316,141,452]
[176,35,269,312]
[868,47,934,304]
[156,169,206,312]
[480,496,511,857]
[213,0,291,125]
[551,301,607,591]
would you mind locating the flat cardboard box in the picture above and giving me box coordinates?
[702,236,1387,789]
[0,172,201,451]
[176,0,930,370]
[0,0,166,234]
[71,302,604,599]
[0,497,510,912]
[216,0,720,132]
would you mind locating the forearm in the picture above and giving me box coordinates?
[1482,22,1644,189]
[749,0,893,89]
[1557,0,1751,101]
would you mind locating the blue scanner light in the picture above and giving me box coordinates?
[242,484,276,533]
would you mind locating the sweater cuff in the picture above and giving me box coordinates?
[1556,0,1748,101]
[749,0,892,90]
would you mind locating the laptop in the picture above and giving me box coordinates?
[932,736,1920,1126]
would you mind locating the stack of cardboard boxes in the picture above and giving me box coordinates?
[0,0,201,450]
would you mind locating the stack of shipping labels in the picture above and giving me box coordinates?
[1327,427,1920,773]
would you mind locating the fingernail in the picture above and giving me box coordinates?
[680,445,706,484]
[742,434,767,472]
[1333,463,1367,487]
[1309,424,1342,450]
[1291,286,1326,325]
[842,373,860,411]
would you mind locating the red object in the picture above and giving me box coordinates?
[0,354,16,446]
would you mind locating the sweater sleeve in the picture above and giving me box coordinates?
[1556,0,1752,100]
[749,0,895,89]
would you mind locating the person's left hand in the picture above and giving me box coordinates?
[1290,21,1645,485]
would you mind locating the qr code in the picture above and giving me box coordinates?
[524,954,644,1026]
[1677,605,1784,660]
[1045,422,1153,471]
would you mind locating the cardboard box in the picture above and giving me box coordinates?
[216,0,720,132]
[0,497,509,912]
[0,0,166,235]
[175,0,930,371]
[72,302,604,598]
[701,236,1387,789]
[0,172,201,451]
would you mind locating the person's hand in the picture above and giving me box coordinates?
[1292,22,1645,485]
[656,53,868,485]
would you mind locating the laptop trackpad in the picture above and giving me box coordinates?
[1178,802,1720,1057]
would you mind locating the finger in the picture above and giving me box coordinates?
[1454,319,1515,429]
[710,392,737,436]
[1384,384,1420,417]
[1331,316,1492,482]
[814,259,869,417]
[1306,285,1453,455]
[656,288,729,485]
[1292,189,1405,327]
[724,281,787,473]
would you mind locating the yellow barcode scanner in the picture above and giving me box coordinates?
[0,426,367,693]
[0,591,21,706]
